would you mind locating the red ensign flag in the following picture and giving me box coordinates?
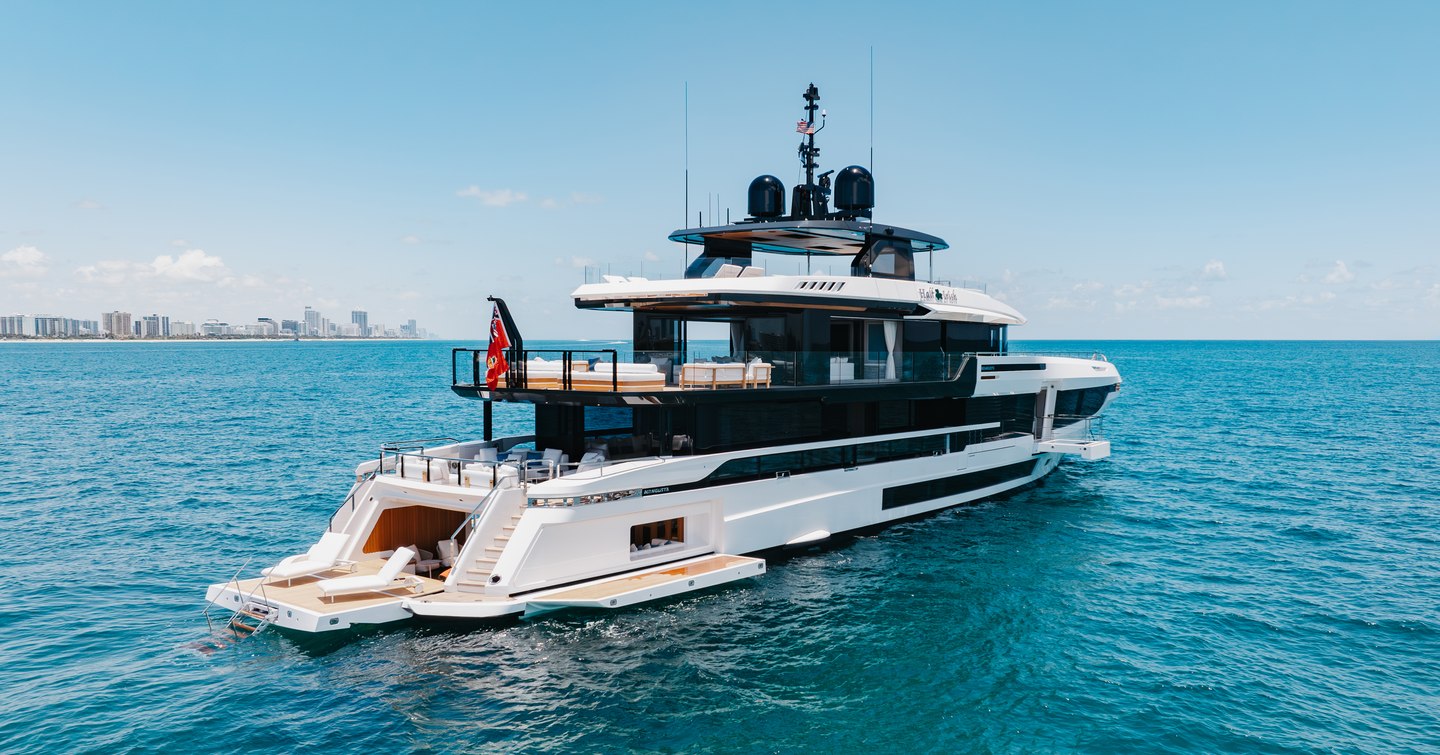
[484,305,510,390]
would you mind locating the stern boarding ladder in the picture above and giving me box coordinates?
[200,558,277,648]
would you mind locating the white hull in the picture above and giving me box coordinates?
[206,353,1115,633]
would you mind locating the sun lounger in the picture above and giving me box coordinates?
[316,547,422,601]
[572,363,665,391]
[262,532,353,585]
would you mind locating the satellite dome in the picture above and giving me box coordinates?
[834,165,874,215]
[747,175,786,219]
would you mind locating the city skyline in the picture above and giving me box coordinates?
[1,304,426,339]
[2,3,1437,340]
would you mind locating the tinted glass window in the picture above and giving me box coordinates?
[876,400,912,431]
[758,452,804,476]
[711,457,758,481]
[803,446,847,470]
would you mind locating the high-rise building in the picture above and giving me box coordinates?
[280,319,300,335]
[351,310,368,335]
[171,321,196,337]
[33,315,65,337]
[1,314,27,336]
[140,314,170,338]
[102,311,133,338]
[303,306,321,336]
[401,319,417,337]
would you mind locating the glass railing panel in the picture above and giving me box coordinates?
[453,348,971,390]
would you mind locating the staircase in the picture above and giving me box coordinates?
[455,508,524,592]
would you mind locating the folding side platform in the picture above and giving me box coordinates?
[525,554,766,613]
[1036,439,1111,460]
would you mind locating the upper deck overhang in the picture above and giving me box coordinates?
[571,274,1026,325]
[667,219,947,256]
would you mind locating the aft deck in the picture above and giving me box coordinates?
[208,557,446,629]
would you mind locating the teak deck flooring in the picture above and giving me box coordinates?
[228,559,445,615]
[535,555,753,601]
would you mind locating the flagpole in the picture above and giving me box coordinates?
[684,81,690,273]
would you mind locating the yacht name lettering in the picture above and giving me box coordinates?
[918,286,960,304]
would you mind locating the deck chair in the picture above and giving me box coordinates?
[745,360,773,388]
[436,539,459,568]
[262,532,353,585]
[527,448,567,481]
[408,543,443,576]
[316,547,421,602]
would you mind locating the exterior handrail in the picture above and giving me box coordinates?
[380,437,459,452]
[450,484,507,541]
[976,350,1109,362]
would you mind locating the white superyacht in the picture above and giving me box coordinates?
[206,84,1121,635]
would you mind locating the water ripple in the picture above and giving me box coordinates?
[2,340,1439,753]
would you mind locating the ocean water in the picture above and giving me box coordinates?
[2,339,1438,753]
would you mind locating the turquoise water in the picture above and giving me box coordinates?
[3,340,1438,753]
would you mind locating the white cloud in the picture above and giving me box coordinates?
[1249,291,1337,311]
[570,192,603,205]
[400,234,421,245]
[1201,259,1228,280]
[73,198,104,210]
[1155,294,1211,309]
[539,198,559,209]
[76,249,233,286]
[1045,296,1095,310]
[171,239,188,247]
[643,251,661,262]
[1324,260,1354,284]
[456,186,528,207]
[1,245,48,277]
[74,259,145,285]
[152,249,230,282]
[1112,281,1152,297]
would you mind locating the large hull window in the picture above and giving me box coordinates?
[631,518,685,552]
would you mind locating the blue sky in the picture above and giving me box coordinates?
[2,1,1436,339]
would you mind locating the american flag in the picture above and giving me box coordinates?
[795,119,815,135]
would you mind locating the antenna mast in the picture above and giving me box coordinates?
[800,83,820,187]
[794,83,830,218]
